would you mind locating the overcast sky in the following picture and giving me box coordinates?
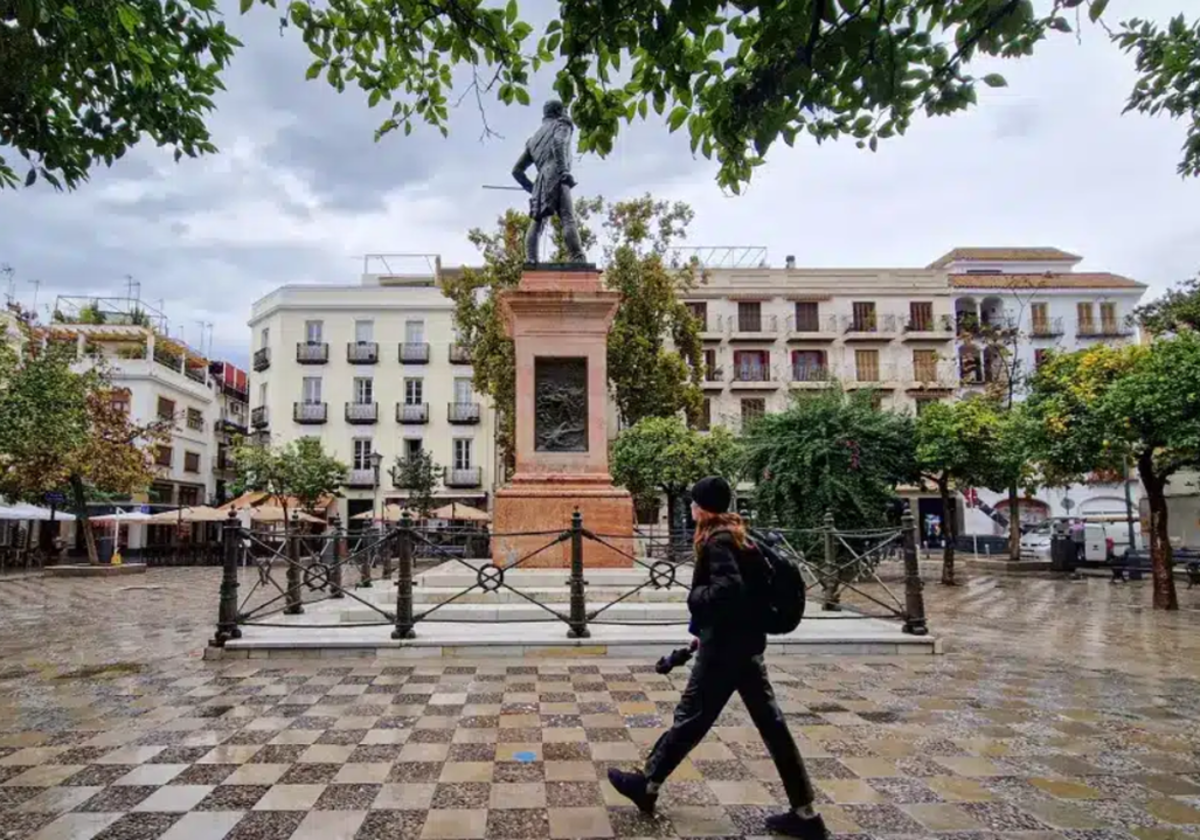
[1,1,1196,368]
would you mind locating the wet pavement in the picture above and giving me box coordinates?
[0,566,1198,839]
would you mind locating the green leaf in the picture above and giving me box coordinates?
[24,168,36,187]
[667,105,688,132]
[514,87,530,106]
[116,6,138,34]
[240,0,253,13]
[1088,0,1109,22]
[505,0,517,25]
[982,73,1008,88]
[305,61,322,80]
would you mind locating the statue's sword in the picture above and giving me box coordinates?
[482,185,526,191]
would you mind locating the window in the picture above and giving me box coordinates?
[156,396,175,421]
[260,327,269,349]
[453,377,473,404]
[258,382,268,407]
[304,320,323,344]
[404,438,423,459]
[736,301,762,332]
[1100,302,1117,331]
[693,398,711,432]
[1077,302,1095,331]
[184,451,201,473]
[1031,302,1049,332]
[178,486,201,507]
[110,389,131,415]
[913,397,937,417]
[791,350,826,382]
[405,378,424,405]
[733,350,770,381]
[1034,348,1049,369]
[186,407,204,431]
[912,349,938,381]
[353,377,373,404]
[852,301,877,331]
[740,398,766,426]
[703,349,720,382]
[302,377,322,404]
[686,302,708,330]
[454,438,473,470]
[352,439,373,470]
[354,320,374,343]
[405,320,425,344]
[908,301,932,331]
[794,302,819,332]
[155,446,172,468]
[855,349,880,381]
[960,348,982,382]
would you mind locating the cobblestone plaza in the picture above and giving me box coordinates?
[0,568,1198,840]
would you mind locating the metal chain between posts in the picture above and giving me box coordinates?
[210,510,242,647]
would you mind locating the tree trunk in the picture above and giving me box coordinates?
[69,473,99,566]
[940,481,957,585]
[1137,456,1178,611]
[1008,485,1020,561]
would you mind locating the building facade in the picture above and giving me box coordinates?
[209,361,250,505]
[247,267,496,525]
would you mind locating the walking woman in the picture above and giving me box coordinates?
[608,476,828,839]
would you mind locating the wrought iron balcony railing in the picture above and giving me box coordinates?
[397,402,429,424]
[399,342,430,363]
[293,402,328,424]
[448,402,481,424]
[347,342,379,364]
[449,343,472,364]
[251,406,269,428]
[445,467,482,488]
[296,342,329,364]
[345,402,378,424]
[252,347,270,371]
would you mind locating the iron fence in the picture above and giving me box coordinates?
[209,510,928,647]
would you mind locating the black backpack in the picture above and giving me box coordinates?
[745,531,806,635]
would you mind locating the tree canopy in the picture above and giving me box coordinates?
[1137,273,1200,336]
[230,436,348,518]
[4,0,1199,191]
[1024,335,1200,610]
[442,194,704,469]
[610,415,742,514]
[392,449,443,519]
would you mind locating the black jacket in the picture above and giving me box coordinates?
[686,531,768,657]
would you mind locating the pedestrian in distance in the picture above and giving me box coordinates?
[607,476,828,839]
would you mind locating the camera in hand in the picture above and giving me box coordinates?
[655,646,694,675]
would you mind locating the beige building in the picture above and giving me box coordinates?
[247,260,495,525]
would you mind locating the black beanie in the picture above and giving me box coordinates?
[691,476,732,514]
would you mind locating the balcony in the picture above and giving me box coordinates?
[216,412,248,435]
[296,342,329,364]
[702,367,725,390]
[731,367,779,389]
[252,347,271,372]
[397,402,429,424]
[184,366,207,385]
[786,315,839,341]
[729,314,778,341]
[1078,321,1134,339]
[789,366,833,388]
[842,314,899,340]
[449,343,472,364]
[251,406,269,428]
[902,314,954,340]
[905,363,957,391]
[347,468,377,488]
[445,467,482,488]
[399,342,430,363]
[846,364,899,389]
[293,402,328,424]
[347,342,379,364]
[448,402,481,424]
[345,402,378,424]
[1030,317,1065,338]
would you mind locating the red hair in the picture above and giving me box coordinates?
[693,509,747,553]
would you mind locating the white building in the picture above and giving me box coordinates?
[247,259,495,525]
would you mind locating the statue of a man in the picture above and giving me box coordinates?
[512,99,586,265]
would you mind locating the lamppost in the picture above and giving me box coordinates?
[369,452,383,522]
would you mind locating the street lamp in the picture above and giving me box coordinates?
[369,451,383,522]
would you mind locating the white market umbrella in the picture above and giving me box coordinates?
[429,502,490,522]
[3,503,75,521]
[248,506,323,525]
[353,504,420,523]
[90,511,155,523]
[147,506,228,523]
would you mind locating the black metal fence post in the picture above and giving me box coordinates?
[379,522,393,582]
[901,510,929,635]
[329,515,344,599]
[567,509,590,639]
[210,511,242,646]
[357,523,373,588]
[822,510,841,611]
[285,512,304,614]
[393,513,416,640]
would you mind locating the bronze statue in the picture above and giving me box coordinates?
[512,99,586,265]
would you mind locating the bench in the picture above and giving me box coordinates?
[1112,549,1200,587]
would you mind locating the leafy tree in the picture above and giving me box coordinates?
[914,397,1022,585]
[0,335,171,564]
[392,450,443,519]
[610,416,742,541]
[9,0,1200,192]
[1024,334,1200,610]
[743,388,915,534]
[442,194,704,470]
[1137,273,1200,336]
[230,436,348,522]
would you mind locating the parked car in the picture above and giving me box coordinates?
[1019,518,1143,563]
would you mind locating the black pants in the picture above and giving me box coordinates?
[644,649,815,808]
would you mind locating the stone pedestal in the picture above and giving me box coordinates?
[492,267,634,568]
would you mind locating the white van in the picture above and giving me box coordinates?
[1019,518,1143,563]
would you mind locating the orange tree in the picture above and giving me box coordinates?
[0,326,170,564]
[1024,333,1200,610]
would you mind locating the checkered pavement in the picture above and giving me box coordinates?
[2,656,1200,840]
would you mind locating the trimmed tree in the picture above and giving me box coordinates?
[1137,272,1200,335]
[1024,334,1200,610]
[392,450,443,519]
[610,416,741,541]
[0,334,171,564]
[230,436,348,523]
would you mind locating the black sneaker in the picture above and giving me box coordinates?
[606,768,658,814]
[764,811,829,839]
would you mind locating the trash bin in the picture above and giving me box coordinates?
[1049,521,1074,572]
[96,536,114,565]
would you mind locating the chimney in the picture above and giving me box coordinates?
[785,255,796,269]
